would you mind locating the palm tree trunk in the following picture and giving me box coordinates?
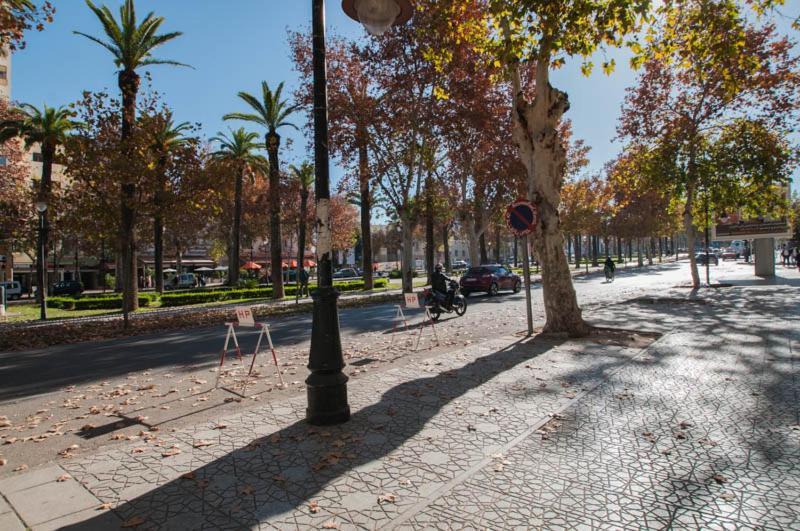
[153,162,166,293]
[38,142,55,304]
[118,69,141,320]
[266,131,284,298]
[229,165,244,286]
[358,136,373,291]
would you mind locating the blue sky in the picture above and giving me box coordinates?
[10,1,799,194]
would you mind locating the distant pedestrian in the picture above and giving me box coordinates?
[781,245,789,266]
[299,268,310,298]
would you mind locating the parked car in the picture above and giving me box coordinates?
[333,268,359,279]
[166,273,198,290]
[721,248,738,261]
[51,280,84,297]
[459,265,521,296]
[0,281,22,300]
[695,253,719,266]
[452,260,469,271]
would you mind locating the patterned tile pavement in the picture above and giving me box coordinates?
[4,282,798,530]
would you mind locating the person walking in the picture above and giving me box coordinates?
[299,267,310,298]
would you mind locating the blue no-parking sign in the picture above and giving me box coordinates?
[505,200,539,237]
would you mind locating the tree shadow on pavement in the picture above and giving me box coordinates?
[64,335,564,529]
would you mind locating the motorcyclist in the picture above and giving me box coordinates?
[431,263,454,309]
[603,256,616,279]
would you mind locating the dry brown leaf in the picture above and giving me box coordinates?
[56,474,71,482]
[181,472,196,480]
[14,464,28,471]
[712,474,727,484]
[161,448,181,458]
[377,493,397,505]
[121,515,146,528]
[193,440,213,448]
[719,492,736,501]
[0,458,6,466]
[240,484,255,496]
[322,522,339,529]
[97,502,113,510]
[308,500,320,514]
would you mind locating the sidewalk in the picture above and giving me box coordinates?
[6,262,793,530]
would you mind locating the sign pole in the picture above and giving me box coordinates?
[521,235,534,336]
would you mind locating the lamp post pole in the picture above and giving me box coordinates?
[306,0,350,425]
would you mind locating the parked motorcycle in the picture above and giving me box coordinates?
[423,279,467,322]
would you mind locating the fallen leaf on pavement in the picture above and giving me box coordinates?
[97,503,113,510]
[0,458,6,466]
[308,501,320,514]
[193,440,213,448]
[181,472,196,480]
[719,492,736,501]
[161,448,181,458]
[13,464,27,471]
[712,474,726,484]
[56,474,71,482]
[377,493,397,505]
[322,522,339,529]
[240,484,255,496]
[212,424,227,430]
[121,515,146,528]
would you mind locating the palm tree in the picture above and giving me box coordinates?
[224,81,299,299]
[0,103,79,306]
[290,162,314,301]
[147,113,191,293]
[76,0,185,318]
[212,128,268,286]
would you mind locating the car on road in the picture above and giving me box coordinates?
[166,274,199,290]
[333,268,359,280]
[695,253,719,266]
[459,265,521,296]
[0,281,22,300]
[721,248,738,261]
[452,260,469,271]
[51,280,84,297]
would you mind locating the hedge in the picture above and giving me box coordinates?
[48,279,388,310]
[159,278,387,307]
[48,295,152,311]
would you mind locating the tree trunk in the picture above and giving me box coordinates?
[229,165,244,286]
[511,59,588,336]
[591,235,599,267]
[38,142,55,303]
[442,223,451,273]
[648,237,654,266]
[296,186,308,297]
[493,230,501,263]
[574,234,582,269]
[627,239,633,261]
[479,233,488,264]
[153,212,164,293]
[425,171,435,284]
[356,136,373,291]
[616,237,622,262]
[684,183,700,287]
[566,234,572,263]
[465,222,480,266]
[115,251,123,291]
[118,69,140,319]
[266,130,284,299]
[400,215,414,293]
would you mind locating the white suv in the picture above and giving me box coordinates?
[0,281,22,300]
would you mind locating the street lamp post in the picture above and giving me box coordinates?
[306,0,412,425]
[35,200,48,321]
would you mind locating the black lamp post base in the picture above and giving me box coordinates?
[306,371,351,425]
[305,286,350,425]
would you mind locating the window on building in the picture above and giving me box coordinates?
[32,152,43,162]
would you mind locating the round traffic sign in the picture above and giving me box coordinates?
[505,200,539,237]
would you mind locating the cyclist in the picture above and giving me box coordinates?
[603,256,616,282]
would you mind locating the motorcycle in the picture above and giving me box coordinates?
[423,279,467,322]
